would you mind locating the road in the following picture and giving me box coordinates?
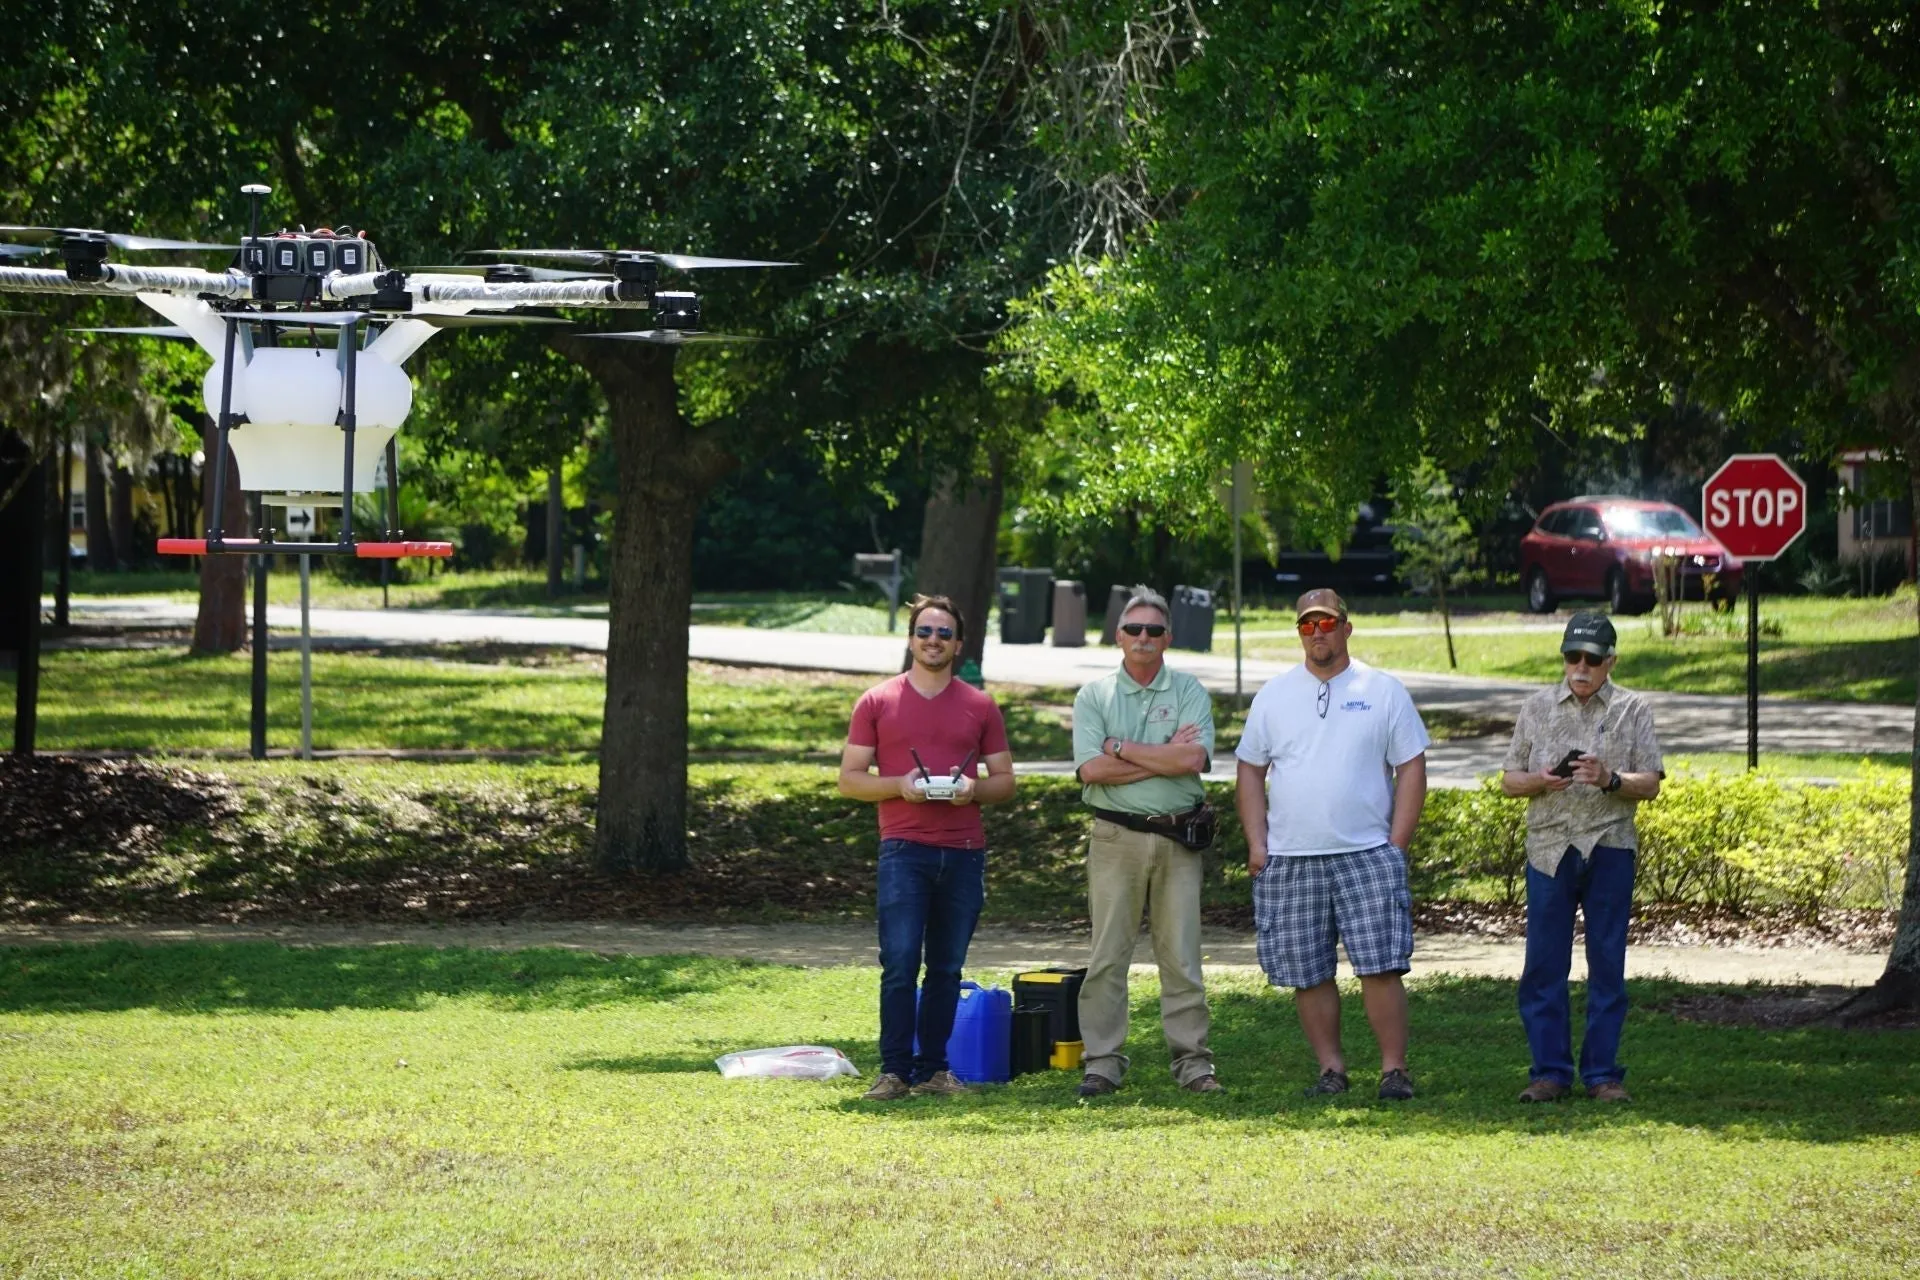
[53,595,1911,786]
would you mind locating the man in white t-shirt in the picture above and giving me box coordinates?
[1234,588,1430,1101]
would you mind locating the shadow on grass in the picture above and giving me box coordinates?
[562,1051,737,1074]
[0,942,767,1014]
[838,977,1920,1142]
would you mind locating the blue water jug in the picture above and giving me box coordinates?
[945,981,1012,1084]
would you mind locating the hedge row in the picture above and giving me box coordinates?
[1406,771,1910,916]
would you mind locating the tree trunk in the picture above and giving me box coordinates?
[913,452,1005,669]
[1840,461,1920,1019]
[191,441,247,654]
[546,462,564,598]
[558,338,734,876]
[83,439,115,572]
[109,463,134,568]
[0,433,45,755]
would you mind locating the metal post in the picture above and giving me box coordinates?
[1232,465,1244,708]
[1746,565,1759,770]
[299,553,313,759]
[338,318,359,543]
[209,317,239,542]
[250,494,269,761]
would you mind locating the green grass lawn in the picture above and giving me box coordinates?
[1235,593,1920,703]
[3,647,1521,760]
[1,942,1914,1278]
[49,567,608,613]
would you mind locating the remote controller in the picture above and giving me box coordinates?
[914,775,961,800]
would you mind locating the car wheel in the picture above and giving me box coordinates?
[1607,569,1650,616]
[1525,567,1554,614]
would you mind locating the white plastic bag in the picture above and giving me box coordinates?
[714,1045,861,1081]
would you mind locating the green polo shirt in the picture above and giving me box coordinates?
[1072,662,1214,815]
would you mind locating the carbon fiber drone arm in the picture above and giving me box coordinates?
[0,263,251,298]
[407,277,653,308]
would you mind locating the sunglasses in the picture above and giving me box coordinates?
[1563,651,1610,668]
[1297,616,1343,637]
[913,625,955,640]
[1119,622,1168,638]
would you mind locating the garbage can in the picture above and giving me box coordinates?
[1170,584,1215,652]
[1050,580,1087,647]
[996,567,1053,644]
[1099,584,1132,646]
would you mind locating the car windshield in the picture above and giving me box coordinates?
[1603,507,1702,539]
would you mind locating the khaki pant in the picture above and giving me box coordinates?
[1078,817,1213,1086]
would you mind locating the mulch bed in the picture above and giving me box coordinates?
[1661,985,1920,1032]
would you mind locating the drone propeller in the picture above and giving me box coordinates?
[0,225,235,252]
[71,325,195,341]
[477,248,793,271]
[582,329,759,345]
[410,313,572,328]
[408,263,610,282]
[0,242,51,259]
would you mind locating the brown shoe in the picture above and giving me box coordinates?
[862,1073,911,1101]
[1077,1073,1120,1098]
[1518,1078,1571,1103]
[909,1070,973,1097]
[1587,1081,1632,1103]
[1183,1074,1224,1094]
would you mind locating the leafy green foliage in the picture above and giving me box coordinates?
[1413,773,1909,917]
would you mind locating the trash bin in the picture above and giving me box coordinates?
[1050,580,1086,647]
[1099,583,1132,646]
[1170,584,1215,652]
[996,567,1053,644]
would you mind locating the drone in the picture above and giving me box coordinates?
[0,183,789,561]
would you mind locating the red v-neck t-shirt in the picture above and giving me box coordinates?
[847,673,1010,848]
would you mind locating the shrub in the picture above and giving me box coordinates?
[1410,770,1909,915]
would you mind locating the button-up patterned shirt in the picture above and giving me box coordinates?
[1501,679,1663,876]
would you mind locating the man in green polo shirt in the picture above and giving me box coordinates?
[1070,586,1221,1096]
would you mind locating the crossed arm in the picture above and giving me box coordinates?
[837,743,1017,807]
[1075,722,1208,786]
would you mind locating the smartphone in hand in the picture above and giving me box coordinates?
[1549,748,1587,779]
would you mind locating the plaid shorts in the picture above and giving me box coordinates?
[1251,843,1414,989]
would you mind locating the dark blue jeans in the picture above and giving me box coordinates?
[1519,844,1635,1088]
[876,839,985,1083]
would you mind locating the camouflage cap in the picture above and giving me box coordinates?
[1294,588,1349,622]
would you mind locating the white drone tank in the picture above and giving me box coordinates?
[201,346,412,493]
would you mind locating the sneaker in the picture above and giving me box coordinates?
[861,1073,911,1101]
[1377,1068,1415,1101]
[1518,1078,1571,1103]
[1077,1073,1120,1098]
[1183,1074,1224,1095]
[909,1070,973,1097]
[1303,1068,1350,1097]
[1587,1081,1632,1103]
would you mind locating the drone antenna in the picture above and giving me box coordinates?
[241,183,271,244]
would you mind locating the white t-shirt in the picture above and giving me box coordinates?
[1235,659,1430,857]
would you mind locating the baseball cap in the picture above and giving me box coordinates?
[1295,588,1349,622]
[1561,611,1618,658]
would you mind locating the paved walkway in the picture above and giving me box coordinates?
[0,919,1885,986]
[53,597,1913,787]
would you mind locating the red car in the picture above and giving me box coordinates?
[1520,497,1743,615]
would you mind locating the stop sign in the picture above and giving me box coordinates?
[1702,454,1807,562]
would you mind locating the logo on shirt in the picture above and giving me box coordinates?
[1341,699,1373,713]
[1146,704,1175,724]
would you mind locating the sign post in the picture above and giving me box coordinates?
[1701,455,1809,769]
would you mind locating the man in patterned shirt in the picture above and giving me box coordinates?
[1500,611,1664,1103]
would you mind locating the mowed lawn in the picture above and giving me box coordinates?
[3,943,1916,1279]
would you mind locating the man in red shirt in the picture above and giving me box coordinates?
[839,594,1016,1099]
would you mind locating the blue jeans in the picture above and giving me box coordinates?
[876,840,986,1083]
[1519,844,1634,1088]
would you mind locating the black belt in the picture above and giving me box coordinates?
[1092,805,1201,835]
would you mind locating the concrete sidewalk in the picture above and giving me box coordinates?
[0,919,1886,987]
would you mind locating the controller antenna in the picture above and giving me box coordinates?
[241,183,271,244]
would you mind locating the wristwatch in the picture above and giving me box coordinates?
[1111,739,1126,760]
[1604,771,1623,793]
